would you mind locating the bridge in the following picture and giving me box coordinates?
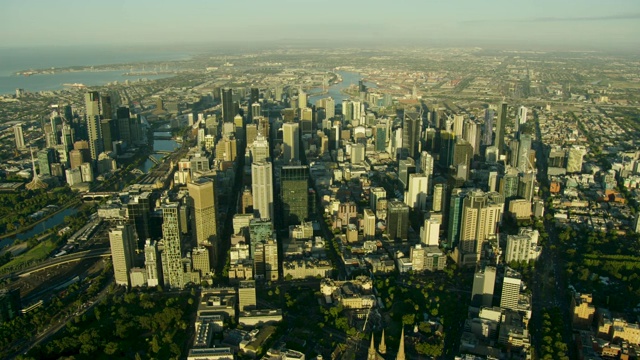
[155,150,172,155]
[147,155,160,165]
[81,192,118,202]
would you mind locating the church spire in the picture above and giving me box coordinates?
[367,333,377,360]
[396,327,405,360]
[379,329,387,355]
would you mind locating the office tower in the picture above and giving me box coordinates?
[471,266,496,308]
[61,123,74,152]
[187,178,218,246]
[85,91,103,160]
[215,136,237,162]
[14,124,25,150]
[453,140,473,172]
[439,131,456,168]
[325,97,335,119]
[251,134,270,164]
[566,145,586,173]
[249,87,260,118]
[221,88,235,123]
[342,100,353,122]
[500,267,522,310]
[100,94,112,120]
[419,218,439,246]
[370,187,386,212]
[404,173,429,210]
[161,201,185,289]
[246,123,258,147]
[251,102,261,122]
[238,280,257,311]
[402,110,421,159]
[488,171,498,192]
[398,158,416,190]
[100,119,115,152]
[505,229,540,263]
[351,143,365,165]
[298,89,307,109]
[483,109,494,146]
[126,191,151,243]
[463,119,481,156]
[116,107,131,145]
[446,189,465,250]
[419,151,434,177]
[495,102,507,157]
[363,208,376,240]
[252,161,274,221]
[144,239,162,287]
[241,188,253,214]
[300,107,313,135]
[375,124,387,152]
[410,244,426,271]
[79,162,93,182]
[386,201,410,241]
[264,240,278,280]
[109,224,137,286]
[500,167,520,199]
[205,115,218,138]
[459,190,503,261]
[517,106,528,125]
[453,114,464,137]
[37,148,57,176]
[432,183,445,212]
[282,122,299,163]
[517,134,532,172]
[191,246,211,276]
[280,165,309,227]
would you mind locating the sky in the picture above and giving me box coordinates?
[1,0,639,51]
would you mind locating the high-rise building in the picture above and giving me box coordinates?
[446,189,466,250]
[351,143,365,165]
[402,111,421,159]
[160,201,185,289]
[471,266,496,308]
[370,187,386,212]
[363,208,376,240]
[249,218,274,258]
[252,161,274,221]
[263,240,279,281]
[505,229,541,264]
[375,124,387,153]
[398,158,416,190]
[432,183,446,213]
[144,239,162,287]
[251,134,270,163]
[439,131,456,168]
[404,173,429,210]
[453,114,464,137]
[410,244,426,271]
[37,148,57,176]
[500,167,520,199]
[13,124,25,150]
[325,97,335,119]
[221,88,235,123]
[459,190,503,263]
[238,280,257,311]
[500,267,522,311]
[518,106,528,125]
[251,103,261,122]
[188,178,218,247]
[127,191,152,244]
[495,102,508,157]
[566,145,586,173]
[386,201,410,241]
[463,119,481,156]
[421,218,440,246]
[282,122,299,163]
[280,165,309,227]
[191,246,212,276]
[85,91,103,160]
[517,134,532,172]
[483,109,494,146]
[109,224,137,286]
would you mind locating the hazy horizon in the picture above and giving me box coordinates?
[2,0,639,52]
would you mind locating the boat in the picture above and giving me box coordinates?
[62,83,87,88]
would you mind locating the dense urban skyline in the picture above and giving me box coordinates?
[1,0,639,50]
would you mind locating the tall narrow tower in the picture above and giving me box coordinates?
[187,178,217,246]
[495,102,507,158]
[85,91,103,160]
[252,161,274,221]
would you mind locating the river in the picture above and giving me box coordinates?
[137,133,180,173]
[0,207,79,248]
[308,71,376,105]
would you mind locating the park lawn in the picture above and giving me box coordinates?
[0,238,56,272]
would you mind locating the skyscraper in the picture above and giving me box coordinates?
[404,173,429,210]
[421,218,440,246]
[85,91,103,160]
[160,201,185,289]
[251,134,270,163]
[375,124,387,153]
[483,109,494,146]
[144,239,162,287]
[252,161,274,221]
[446,188,465,250]
[282,122,299,163]
[402,110,421,159]
[221,88,235,123]
[386,201,410,241]
[500,267,522,311]
[109,223,137,286]
[280,165,309,227]
[471,266,496,308]
[187,178,218,246]
[495,102,508,157]
[13,124,25,150]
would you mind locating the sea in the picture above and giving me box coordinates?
[0,46,193,95]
